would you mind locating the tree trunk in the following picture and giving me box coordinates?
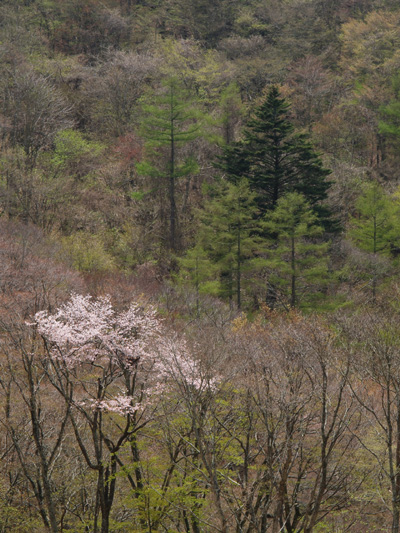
[237,217,241,309]
[169,87,177,251]
[290,235,296,307]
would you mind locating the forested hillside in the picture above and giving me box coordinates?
[2,0,400,531]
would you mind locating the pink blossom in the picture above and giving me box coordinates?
[77,397,142,416]
[35,294,160,369]
[155,336,220,392]
[34,294,218,416]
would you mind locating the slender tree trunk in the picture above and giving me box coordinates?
[99,459,117,533]
[27,359,59,533]
[195,256,200,317]
[372,215,377,304]
[169,87,177,251]
[290,235,296,307]
[237,217,241,309]
[393,394,400,533]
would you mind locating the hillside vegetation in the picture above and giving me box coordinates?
[2,0,400,531]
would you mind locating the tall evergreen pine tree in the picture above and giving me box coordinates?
[218,86,332,227]
[138,78,201,252]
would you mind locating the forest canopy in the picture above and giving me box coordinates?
[1,0,400,531]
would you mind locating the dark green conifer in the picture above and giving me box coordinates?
[218,86,332,227]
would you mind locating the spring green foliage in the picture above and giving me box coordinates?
[176,244,220,313]
[379,74,400,142]
[349,182,399,301]
[61,232,116,273]
[137,77,202,252]
[218,82,244,145]
[265,192,329,309]
[3,0,399,309]
[51,130,104,169]
[192,179,263,308]
[380,102,400,139]
[349,182,398,256]
[7,1,400,531]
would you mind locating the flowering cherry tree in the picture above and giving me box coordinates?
[36,294,161,413]
[34,293,211,533]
